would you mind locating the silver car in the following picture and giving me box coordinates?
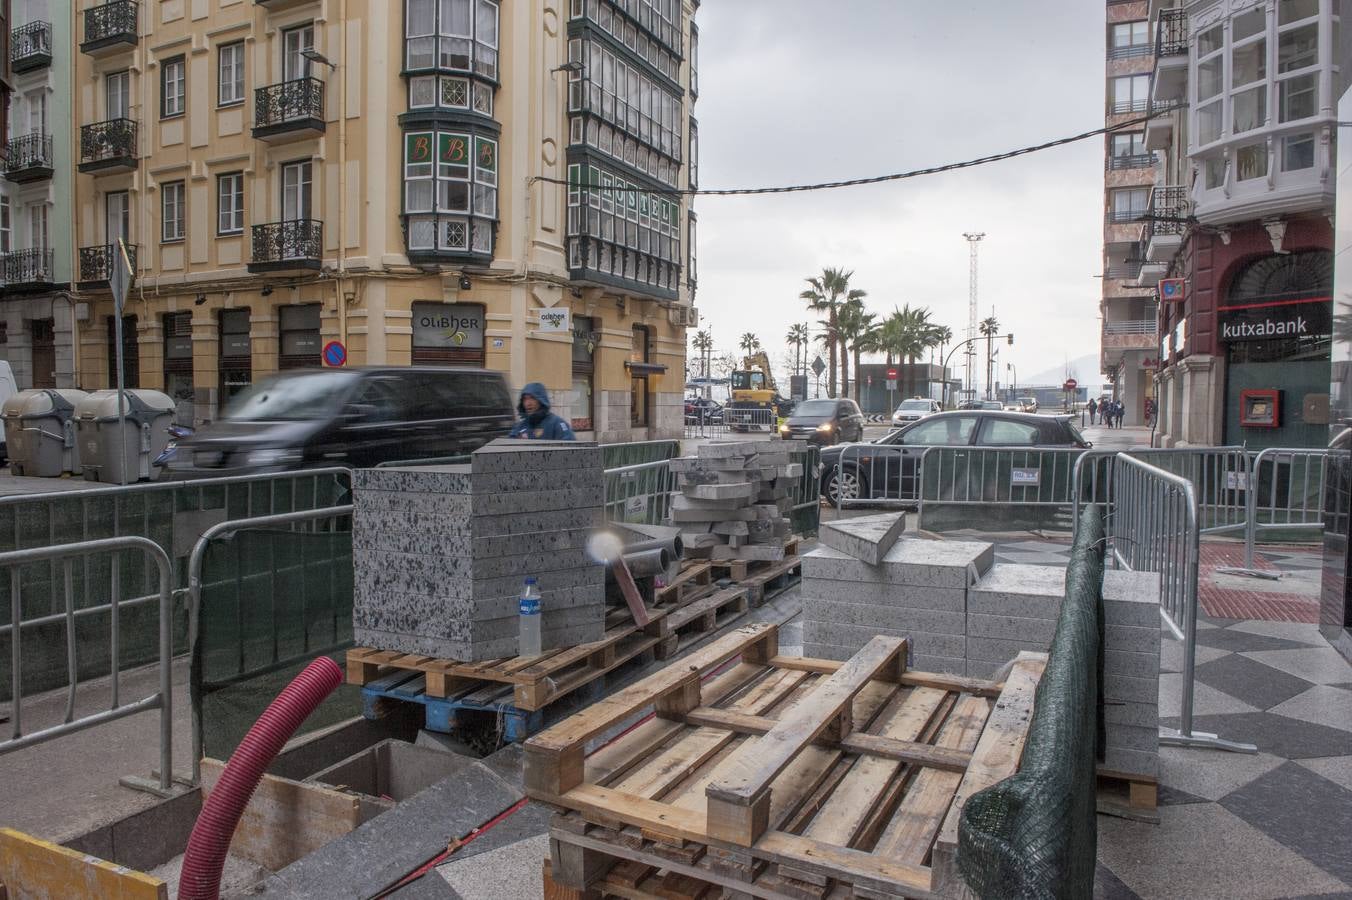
[890,397,941,427]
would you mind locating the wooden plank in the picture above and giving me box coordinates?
[767,657,1004,698]
[680,706,971,773]
[0,828,167,900]
[703,637,908,845]
[755,831,933,898]
[665,588,748,633]
[871,695,991,868]
[931,652,1046,866]
[525,625,776,796]
[520,635,662,711]
[199,757,377,871]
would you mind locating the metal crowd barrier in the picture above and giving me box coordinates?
[603,459,678,526]
[721,406,778,434]
[832,442,919,508]
[186,506,354,785]
[0,536,177,794]
[683,408,728,439]
[1108,454,1255,754]
[917,446,1083,531]
[1218,447,1329,578]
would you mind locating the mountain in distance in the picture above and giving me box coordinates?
[1021,354,1102,388]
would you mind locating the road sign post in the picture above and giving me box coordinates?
[110,240,134,484]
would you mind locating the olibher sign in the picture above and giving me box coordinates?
[1218,298,1330,343]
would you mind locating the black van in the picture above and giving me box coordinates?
[168,367,515,474]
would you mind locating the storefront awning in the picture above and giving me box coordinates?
[625,361,668,376]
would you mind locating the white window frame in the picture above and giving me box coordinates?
[218,172,244,235]
[105,71,131,120]
[29,204,48,251]
[218,42,245,107]
[162,57,186,119]
[162,182,186,242]
[0,197,11,253]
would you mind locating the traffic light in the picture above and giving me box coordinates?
[1007,334,1014,345]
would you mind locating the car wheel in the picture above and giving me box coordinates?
[824,466,866,508]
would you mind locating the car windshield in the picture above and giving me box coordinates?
[981,401,1004,410]
[1065,420,1088,445]
[795,399,837,416]
[898,400,930,411]
[223,371,359,422]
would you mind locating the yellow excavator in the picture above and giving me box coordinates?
[727,352,783,432]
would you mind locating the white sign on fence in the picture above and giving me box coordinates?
[624,495,649,517]
[1011,467,1041,486]
[1225,472,1250,491]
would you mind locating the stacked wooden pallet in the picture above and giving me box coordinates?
[525,623,1046,899]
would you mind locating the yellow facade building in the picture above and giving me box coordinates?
[70,0,698,441]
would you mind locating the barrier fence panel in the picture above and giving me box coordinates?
[1107,454,1255,754]
[603,459,677,526]
[187,506,354,784]
[0,536,176,795]
[788,445,823,538]
[918,446,1083,532]
[832,442,920,509]
[0,468,352,701]
[1219,447,1329,578]
[683,408,729,439]
[719,406,778,435]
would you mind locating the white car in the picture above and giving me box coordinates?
[890,398,941,427]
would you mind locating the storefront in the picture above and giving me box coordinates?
[218,309,252,409]
[410,301,486,367]
[571,315,597,432]
[163,312,194,426]
[278,305,322,370]
[1218,252,1331,450]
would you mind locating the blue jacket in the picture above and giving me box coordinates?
[508,382,576,441]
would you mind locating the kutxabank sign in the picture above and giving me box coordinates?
[1218,299,1331,343]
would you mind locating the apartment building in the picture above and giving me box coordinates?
[70,0,698,441]
[1,0,75,390]
[1139,0,1335,449]
[1102,0,1163,428]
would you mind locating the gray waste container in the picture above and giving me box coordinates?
[74,389,176,483]
[1,389,88,476]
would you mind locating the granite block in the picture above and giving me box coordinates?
[684,482,756,501]
[965,659,1006,680]
[471,568,604,600]
[801,620,965,658]
[802,538,994,589]
[1102,746,1159,777]
[472,486,601,516]
[672,494,751,511]
[472,507,606,537]
[470,441,602,473]
[968,564,1066,621]
[354,466,473,494]
[1103,569,1163,625]
[468,607,607,642]
[1106,723,1160,752]
[966,613,1059,645]
[1106,623,1164,655]
[671,506,757,523]
[966,636,1046,664]
[354,619,604,662]
[1104,701,1161,729]
[965,589,1064,620]
[469,469,604,495]
[799,578,968,611]
[818,513,907,566]
[353,527,595,558]
[1105,672,1161,704]
[802,599,966,635]
[697,441,770,458]
[355,490,474,517]
[1105,647,1162,680]
[468,585,606,620]
[354,557,603,605]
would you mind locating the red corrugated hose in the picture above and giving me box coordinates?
[178,656,345,900]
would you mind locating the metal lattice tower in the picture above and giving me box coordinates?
[962,232,985,393]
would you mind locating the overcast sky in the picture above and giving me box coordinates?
[693,0,1107,389]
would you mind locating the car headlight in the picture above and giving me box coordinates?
[816,422,834,432]
[247,447,303,467]
[779,423,790,433]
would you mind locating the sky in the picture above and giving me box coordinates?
[692,0,1108,391]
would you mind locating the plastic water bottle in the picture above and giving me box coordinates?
[519,578,542,656]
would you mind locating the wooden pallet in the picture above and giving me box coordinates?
[525,624,1046,900]
[655,561,714,605]
[709,539,802,583]
[1097,766,1159,811]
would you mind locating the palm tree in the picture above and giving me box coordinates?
[979,316,1000,399]
[691,330,713,396]
[836,299,878,404]
[800,268,866,397]
[739,332,761,356]
[786,323,810,378]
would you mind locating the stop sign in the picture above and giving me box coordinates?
[1063,378,1078,391]
[886,368,898,379]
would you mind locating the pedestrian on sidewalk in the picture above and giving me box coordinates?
[1114,400,1125,428]
[509,382,576,440]
[1087,397,1098,425]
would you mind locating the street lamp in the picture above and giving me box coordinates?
[940,333,1014,408]
[300,48,336,70]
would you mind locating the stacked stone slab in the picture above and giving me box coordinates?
[802,521,994,674]
[1100,569,1162,778]
[352,440,606,662]
[965,565,1068,680]
[670,440,805,562]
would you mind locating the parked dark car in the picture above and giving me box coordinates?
[168,367,514,475]
[684,396,724,424]
[778,398,865,445]
[819,410,1091,505]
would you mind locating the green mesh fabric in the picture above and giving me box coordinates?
[956,505,1104,899]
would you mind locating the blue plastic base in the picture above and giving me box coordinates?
[360,672,547,742]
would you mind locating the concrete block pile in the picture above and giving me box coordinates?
[965,565,1067,680]
[1101,569,1163,778]
[802,513,994,674]
[352,440,606,661]
[670,440,805,562]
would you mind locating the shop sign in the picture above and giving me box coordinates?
[1159,278,1186,303]
[539,308,571,333]
[413,303,485,349]
[1218,300,1331,343]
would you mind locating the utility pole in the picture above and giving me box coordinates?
[963,232,985,399]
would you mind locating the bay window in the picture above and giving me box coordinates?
[404,0,499,81]
[566,162,680,296]
[403,129,498,257]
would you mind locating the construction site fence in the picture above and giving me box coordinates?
[684,406,778,439]
[0,468,353,702]
[0,536,175,795]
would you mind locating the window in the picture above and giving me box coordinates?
[1111,75,1149,113]
[1282,132,1316,170]
[1111,133,1147,157]
[161,56,185,118]
[404,0,499,80]
[106,70,130,119]
[217,173,244,235]
[1198,57,1224,100]
[1110,187,1148,222]
[1280,0,1319,25]
[107,191,130,244]
[163,312,195,424]
[283,25,314,82]
[1279,73,1317,122]
[901,417,977,446]
[27,91,46,135]
[282,161,313,221]
[571,315,596,431]
[977,419,1041,447]
[1198,101,1223,144]
[279,304,322,368]
[0,197,10,253]
[402,131,499,255]
[1110,20,1150,57]
[1232,85,1266,133]
[218,309,252,407]
[29,205,47,250]
[1198,23,1224,57]
[162,181,185,242]
[689,24,698,97]
[218,42,245,106]
[630,325,650,428]
[1205,155,1228,189]
[1233,7,1265,41]
[566,162,681,292]
[689,119,698,189]
[1232,39,1266,87]
[1236,143,1269,180]
[687,211,696,287]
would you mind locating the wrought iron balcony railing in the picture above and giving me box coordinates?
[1156,8,1188,57]
[2,249,55,287]
[1105,261,1144,280]
[1107,208,1147,224]
[79,244,138,285]
[253,78,325,133]
[79,119,137,169]
[5,133,53,179]
[11,21,53,72]
[82,0,138,53]
[1107,152,1156,171]
[1108,44,1153,61]
[251,220,323,266]
[1145,185,1190,238]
